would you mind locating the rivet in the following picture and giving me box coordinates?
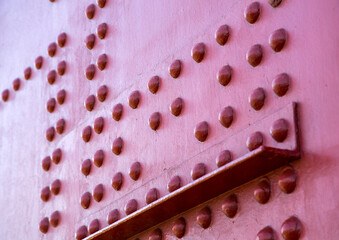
[57,32,67,47]
[272,73,290,97]
[249,87,265,110]
[47,70,57,85]
[97,0,106,8]
[194,121,209,142]
[168,60,182,78]
[215,24,230,46]
[85,64,96,80]
[93,117,104,134]
[197,206,212,229]
[56,118,66,134]
[50,211,60,228]
[24,67,32,80]
[129,162,141,181]
[57,61,66,76]
[281,216,302,240]
[149,228,162,240]
[86,4,96,19]
[97,23,108,39]
[89,219,100,234]
[93,149,104,167]
[39,217,49,234]
[48,42,57,57]
[93,184,104,202]
[191,163,206,180]
[111,172,123,190]
[35,56,43,69]
[41,186,51,202]
[254,178,271,204]
[247,44,263,67]
[82,126,92,143]
[1,89,9,102]
[216,150,232,167]
[46,98,56,113]
[218,106,234,128]
[170,97,183,117]
[97,54,108,70]
[268,0,283,8]
[278,167,297,194]
[148,76,160,94]
[172,217,186,238]
[124,199,138,215]
[167,175,181,192]
[85,34,96,50]
[85,95,96,111]
[97,85,108,102]
[75,225,88,240]
[145,188,159,204]
[222,194,238,218]
[81,159,92,176]
[257,226,276,240]
[247,131,264,151]
[129,90,141,109]
[244,2,261,24]
[80,192,92,209]
[51,179,61,195]
[112,103,123,121]
[52,148,62,164]
[46,127,55,142]
[42,156,51,171]
[57,89,66,105]
[191,42,206,63]
[149,112,161,131]
[269,28,287,52]
[270,119,289,142]
[217,65,232,86]
[107,209,120,225]
[112,137,123,155]
[11,78,20,92]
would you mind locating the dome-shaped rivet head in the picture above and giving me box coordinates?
[46,127,55,142]
[167,176,181,193]
[145,188,159,204]
[57,32,67,47]
[129,162,141,181]
[278,167,297,194]
[39,217,49,234]
[191,163,206,180]
[93,117,104,134]
[24,67,32,80]
[42,156,51,171]
[222,194,238,218]
[47,70,57,85]
[149,112,161,131]
[111,172,123,190]
[215,24,230,46]
[86,4,96,19]
[194,121,209,142]
[89,219,100,234]
[281,216,302,240]
[218,106,234,128]
[75,225,88,240]
[97,54,108,70]
[124,199,138,215]
[50,211,60,228]
[269,28,287,52]
[1,89,9,102]
[97,85,108,102]
[254,178,271,204]
[57,61,66,76]
[247,131,264,151]
[52,148,62,164]
[51,179,61,195]
[93,184,104,202]
[46,98,56,113]
[217,65,232,86]
[129,90,141,109]
[112,137,123,155]
[57,89,66,105]
[35,56,43,69]
[97,23,108,39]
[85,64,96,80]
[270,119,289,142]
[244,2,261,24]
[93,149,104,167]
[268,0,283,8]
[191,42,206,63]
[247,44,263,67]
[169,60,182,78]
[112,103,123,121]
[85,34,96,50]
[257,226,276,240]
[249,87,265,111]
[41,186,51,202]
[82,126,92,143]
[197,206,212,229]
[170,97,183,117]
[85,95,96,111]
[80,192,91,209]
[148,76,160,94]
[97,0,106,8]
[272,73,290,97]
[107,209,120,225]
[81,159,92,176]
[48,42,57,57]
[56,118,66,134]
[149,228,162,240]
[172,217,186,238]
[216,150,232,167]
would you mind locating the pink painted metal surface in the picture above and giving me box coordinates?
[0,0,338,240]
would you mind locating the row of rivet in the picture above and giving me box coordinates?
[45,118,66,142]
